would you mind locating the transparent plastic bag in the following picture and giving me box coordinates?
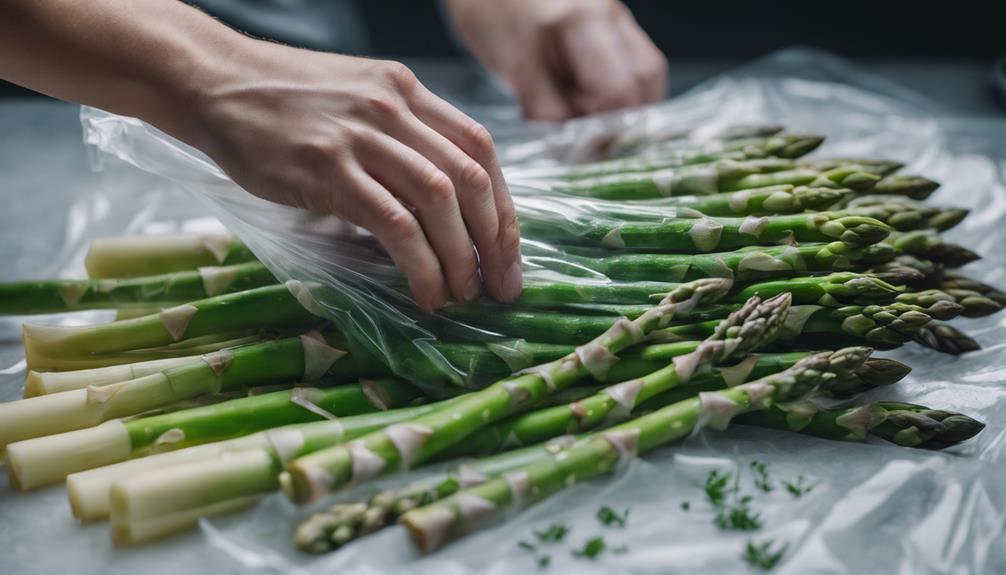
[77,47,1006,574]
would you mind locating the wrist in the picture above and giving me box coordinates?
[133,11,254,150]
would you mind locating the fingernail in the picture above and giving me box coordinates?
[501,260,523,301]
[463,273,482,302]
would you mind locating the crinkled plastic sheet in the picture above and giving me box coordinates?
[74,48,1006,573]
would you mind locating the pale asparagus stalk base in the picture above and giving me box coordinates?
[23,355,201,397]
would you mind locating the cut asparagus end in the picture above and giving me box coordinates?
[6,420,132,490]
[23,355,201,397]
[0,388,104,453]
[108,448,277,545]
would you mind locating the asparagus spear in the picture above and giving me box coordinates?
[508,135,825,180]
[398,347,874,553]
[543,158,797,199]
[438,293,791,458]
[294,353,910,553]
[5,379,426,490]
[443,296,956,346]
[653,185,853,216]
[525,240,897,283]
[661,302,942,349]
[23,355,202,397]
[22,283,323,371]
[798,158,904,177]
[911,322,981,355]
[281,278,734,505]
[0,262,275,315]
[520,210,891,251]
[845,197,968,232]
[85,234,256,278]
[543,160,881,200]
[885,231,979,268]
[735,401,984,449]
[870,175,941,200]
[0,332,373,450]
[939,272,1006,306]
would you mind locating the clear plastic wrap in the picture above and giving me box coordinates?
[8,48,1003,573]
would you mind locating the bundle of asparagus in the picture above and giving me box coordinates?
[0,125,994,571]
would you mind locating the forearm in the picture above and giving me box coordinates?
[0,0,246,143]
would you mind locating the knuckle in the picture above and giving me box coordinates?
[420,168,455,202]
[380,61,418,92]
[461,122,495,159]
[374,199,419,238]
[458,160,491,194]
[295,136,350,172]
[360,94,402,120]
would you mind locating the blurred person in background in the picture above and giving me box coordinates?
[1,0,667,310]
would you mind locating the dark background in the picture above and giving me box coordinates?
[3,1,1003,98]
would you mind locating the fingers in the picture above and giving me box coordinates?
[336,161,450,311]
[551,9,641,116]
[408,89,523,302]
[613,6,668,104]
[511,65,577,122]
[354,126,483,304]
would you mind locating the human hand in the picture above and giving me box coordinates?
[445,0,668,121]
[180,41,522,310]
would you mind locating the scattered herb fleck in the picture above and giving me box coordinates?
[534,523,570,543]
[518,540,537,551]
[783,475,814,498]
[596,505,630,527]
[681,500,690,511]
[744,539,788,570]
[750,461,774,493]
[715,498,763,531]
[704,469,731,506]
[537,555,551,568]
[572,536,606,559]
[708,467,763,531]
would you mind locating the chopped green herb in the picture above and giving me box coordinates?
[537,555,551,568]
[518,540,537,551]
[715,502,763,531]
[704,469,732,506]
[783,475,814,498]
[681,500,690,511]
[750,461,774,493]
[596,505,630,527]
[572,537,606,559]
[707,466,763,531]
[744,539,788,570]
[534,523,570,543]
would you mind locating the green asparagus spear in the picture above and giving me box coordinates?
[295,351,911,553]
[0,262,275,315]
[281,279,734,505]
[398,348,874,553]
[735,401,984,449]
[5,379,425,490]
[520,210,890,251]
